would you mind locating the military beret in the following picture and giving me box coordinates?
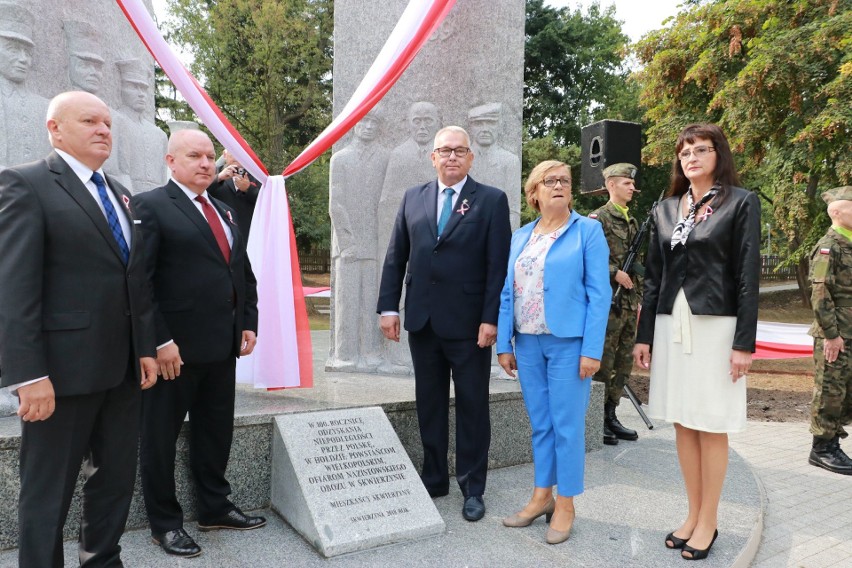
[603,163,637,180]
[821,186,852,204]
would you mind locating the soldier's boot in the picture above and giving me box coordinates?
[605,400,638,441]
[829,435,852,467]
[603,422,619,446]
[809,436,852,475]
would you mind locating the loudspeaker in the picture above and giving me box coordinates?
[580,120,642,193]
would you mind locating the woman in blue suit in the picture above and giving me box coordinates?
[497,160,610,544]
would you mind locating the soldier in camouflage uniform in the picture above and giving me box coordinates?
[589,163,642,445]
[807,185,852,475]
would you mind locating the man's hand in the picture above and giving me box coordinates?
[17,379,56,422]
[217,164,240,182]
[157,342,183,380]
[729,349,752,382]
[614,270,634,289]
[233,174,250,193]
[497,353,517,378]
[633,343,651,369]
[139,357,158,390]
[579,356,600,379]
[380,315,400,342]
[240,330,257,355]
[477,323,497,348]
[824,336,845,364]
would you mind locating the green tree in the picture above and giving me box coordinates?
[635,0,852,302]
[162,0,334,249]
[524,0,633,147]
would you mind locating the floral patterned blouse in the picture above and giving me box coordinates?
[513,224,565,334]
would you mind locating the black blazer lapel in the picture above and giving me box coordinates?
[437,177,477,243]
[166,181,229,263]
[47,152,127,265]
[422,180,439,242]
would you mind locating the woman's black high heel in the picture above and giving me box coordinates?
[665,531,689,549]
[681,529,718,560]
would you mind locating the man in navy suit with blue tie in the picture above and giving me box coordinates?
[377,125,511,521]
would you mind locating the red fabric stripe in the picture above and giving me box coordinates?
[753,340,813,360]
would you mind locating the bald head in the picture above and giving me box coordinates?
[166,129,216,194]
[46,91,111,170]
[828,200,852,231]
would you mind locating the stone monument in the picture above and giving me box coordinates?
[328,110,388,371]
[113,58,168,194]
[0,0,164,415]
[328,0,524,374]
[271,407,445,557]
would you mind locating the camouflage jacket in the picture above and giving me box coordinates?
[809,228,852,339]
[589,201,643,310]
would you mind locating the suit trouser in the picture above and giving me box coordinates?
[515,333,590,497]
[140,359,236,534]
[408,322,492,497]
[18,370,139,568]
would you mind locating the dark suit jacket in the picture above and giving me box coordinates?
[132,181,258,364]
[207,175,260,237]
[377,176,511,339]
[0,152,156,394]
[636,187,761,351]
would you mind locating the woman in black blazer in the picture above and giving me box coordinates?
[633,124,760,561]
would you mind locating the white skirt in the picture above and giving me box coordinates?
[647,289,747,433]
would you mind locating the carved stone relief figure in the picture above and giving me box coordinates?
[113,58,168,194]
[0,2,50,169]
[467,102,522,229]
[328,110,389,370]
[376,101,443,373]
[63,20,105,95]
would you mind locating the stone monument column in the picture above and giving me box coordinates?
[328,0,524,375]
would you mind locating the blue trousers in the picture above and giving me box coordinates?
[515,333,591,497]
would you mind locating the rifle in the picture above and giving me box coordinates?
[624,384,654,430]
[611,188,666,317]
[611,188,666,430]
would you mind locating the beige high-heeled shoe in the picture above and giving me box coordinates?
[545,510,574,544]
[502,499,556,527]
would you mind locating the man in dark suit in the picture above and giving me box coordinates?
[0,91,158,567]
[133,129,262,558]
[207,148,260,237]
[377,126,511,521]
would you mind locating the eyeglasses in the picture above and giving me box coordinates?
[678,146,715,160]
[541,177,571,188]
[433,147,471,158]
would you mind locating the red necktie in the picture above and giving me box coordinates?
[195,195,231,263]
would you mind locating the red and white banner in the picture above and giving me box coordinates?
[116,0,455,388]
[754,321,813,360]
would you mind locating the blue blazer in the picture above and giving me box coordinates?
[497,210,612,359]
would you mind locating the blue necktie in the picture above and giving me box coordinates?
[437,187,454,236]
[91,172,130,264]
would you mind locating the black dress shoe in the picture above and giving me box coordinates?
[462,495,485,521]
[198,508,267,531]
[151,528,201,557]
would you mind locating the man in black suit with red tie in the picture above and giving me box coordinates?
[133,129,262,558]
[377,126,511,521]
[0,91,158,567]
